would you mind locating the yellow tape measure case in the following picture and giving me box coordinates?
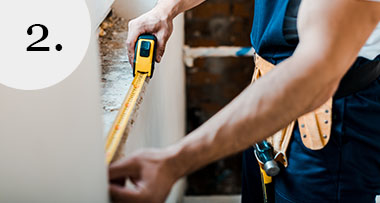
[133,34,157,78]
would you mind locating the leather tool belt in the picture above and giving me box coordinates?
[252,53,380,167]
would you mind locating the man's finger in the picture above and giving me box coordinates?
[110,177,126,187]
[156,46,164,63]
[128,52,134,67]
[126,39,136,66]
[109,158,140,180]
[156,34,167,63]
[109,185,142,203]
[126,26,140,65]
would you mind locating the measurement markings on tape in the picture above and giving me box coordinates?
[105,73,147,164]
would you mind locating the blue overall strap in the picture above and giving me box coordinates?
[283,0,301,45]
[250,0,296,64]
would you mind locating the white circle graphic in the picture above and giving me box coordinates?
[0,0,91,90]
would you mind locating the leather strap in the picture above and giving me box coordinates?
[252,53,333,156]
[252,54,298,166]
[334,57,380,99]
[252,52,380,165]
[298,98,332,150]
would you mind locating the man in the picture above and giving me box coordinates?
[109,0,380,202]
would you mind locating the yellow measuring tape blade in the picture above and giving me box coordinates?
[105,72,147,164]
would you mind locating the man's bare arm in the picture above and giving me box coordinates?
[109,0,380,202]
[166,0,380,178]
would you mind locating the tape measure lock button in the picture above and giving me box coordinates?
[140,41,151,57]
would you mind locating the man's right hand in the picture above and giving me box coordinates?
[126,5,174,64]
[108,149,181,203]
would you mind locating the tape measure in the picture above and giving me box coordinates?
[133,34,157,78]
[105,34,157,164]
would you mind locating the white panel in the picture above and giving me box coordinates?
[0,18,108,203]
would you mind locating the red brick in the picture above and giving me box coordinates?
[233,2,253,18]
[190,2,230,19]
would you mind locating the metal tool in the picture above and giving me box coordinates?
[105,34,157,164]
[254,141,280,176]
[253,141,280,203]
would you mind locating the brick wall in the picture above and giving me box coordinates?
[185,0,255,195]
[185,0,254,46]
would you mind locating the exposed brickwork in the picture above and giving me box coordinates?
[185,0,254,46]
[185,0,255,196]
[186,57,254,130]
[185,57,254,196]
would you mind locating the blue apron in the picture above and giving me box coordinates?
[242,0,380,202]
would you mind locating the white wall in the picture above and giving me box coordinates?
[0,25,108,203]
[0,1,112,202]
[113,0,156,21]
[113,1,186,202]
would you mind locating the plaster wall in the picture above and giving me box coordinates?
[0,24,108,203]
[0,0,113,202]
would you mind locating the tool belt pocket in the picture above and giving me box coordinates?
[252,54,332,167]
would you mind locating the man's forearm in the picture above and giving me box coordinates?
[156,0,206,19]
[167,54,339,178]
[164,0,380,180]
